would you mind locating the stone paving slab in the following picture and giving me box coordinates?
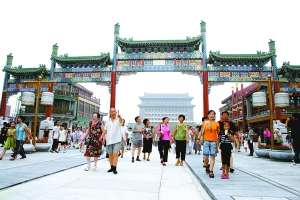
[0,147,211,200]
[185,150,300,200]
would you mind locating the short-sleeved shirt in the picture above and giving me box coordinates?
[175,123,187,141]
[248,129,254,140]
[121,126,128,140]
[157,124,171,141]
[15,123,27,141]
[104,118,122,145]
[203,121,219,141]
[53,126,60,139]
[132,123,144,141]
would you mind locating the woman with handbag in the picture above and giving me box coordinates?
[142,118,153,161]
[172,114,189,166]
[197,110,220,178]
[83,112,104,171]
[157,117,171,166]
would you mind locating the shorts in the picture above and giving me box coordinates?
[106,142,121,154]
[58,141,67,145]
[120,140,127,149]
[203,141,217,157]
[132,140,143,148]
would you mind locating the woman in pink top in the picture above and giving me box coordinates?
[264,127,271,145]
[157,117,171,166]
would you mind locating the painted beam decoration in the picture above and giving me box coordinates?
[208,71,272,82]
[117,51,202,60]
[5,83,50,93]
[52,72,111,83]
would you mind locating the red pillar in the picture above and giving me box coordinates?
[202,71,209,116]
[231,87,234,119]
[236,84,239,118]
[0,92,7,119]
[46,83,53,118]
[274,83,282,121]
[110,72,117,109]
[241,84,246,132]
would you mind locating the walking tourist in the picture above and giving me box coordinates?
[56,125,67,153]
[131,116,144,163]
[218,111,239,173]
[186,126,193,155]
[50,120,60,153]
[0,121,16,160]
[286,113,300,165]
[0,122,8,147]
[142,118,153,161]
[66,129,71,148]
[120,119,128,158]
[252,131,260,152]
[172,114,188,166]
[274,129,283,145]
[194,126,201,155]
[264,127,271,145]
[126,127,132,150]
[219,122,235,179]
[74,127,81,148]
[243,132,248,152]
[101,108,122,174]
[43,126,50,140]
[157,117,171,166]
[84,112,103,171]
[79,128,86,153]
[10,116,31,161]
[247,124,254,156]
[197,110,220,178]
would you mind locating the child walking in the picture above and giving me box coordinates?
[0,121,16,160]
[219,122,235,179]
[79,128,86,153]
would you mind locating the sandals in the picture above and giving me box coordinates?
[175,159,180,166]
[209,171,214,178]
[10,157,16,161]
[84,166,91,171]
[205,167,210,173]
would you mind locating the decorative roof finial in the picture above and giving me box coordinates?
[114,23,120,35]
[52,43,59,56]
[200,21,206,33]
[268,39,276,53]
[6,53,13,66]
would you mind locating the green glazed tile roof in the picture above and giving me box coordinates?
[3,64,50,77]
[116,36,202,52]
[278,62,300,82]
[208,51,275,64]
[51,52,112,65]
[278,62,300,74]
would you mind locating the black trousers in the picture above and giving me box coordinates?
[175,140,186,161]
[12,140,25,158]
[51,139,58,151]
[221,145,232,167]
[158,140,170,162]
[248,140,254,154]
[293,141,300,163]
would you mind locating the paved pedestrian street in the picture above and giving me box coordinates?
[1,146,300,200]
[0,147,210,200]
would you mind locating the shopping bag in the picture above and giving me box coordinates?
[171,143,176,154]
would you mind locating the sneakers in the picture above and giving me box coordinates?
[230,168,235,173]
[55,150,58,153]
[132,158,134,163]
[84,165,91,171]
[20,155,26,159]
[93,166,97,171]
[50,150,54,153]
[63,150,66,153]
[221,173,226,179]
[221,173,229,179]
[136,158,141,161]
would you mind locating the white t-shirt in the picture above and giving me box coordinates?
[121,126,128,140]
[104,118,122,145]
[53,126,60,139]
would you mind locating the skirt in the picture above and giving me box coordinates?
[4,136,16,149]
[142,138,153,153]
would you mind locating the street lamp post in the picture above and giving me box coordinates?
[23,76,55,150]
[251,75,286,150]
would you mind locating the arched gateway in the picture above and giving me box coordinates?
[1,21,299,121]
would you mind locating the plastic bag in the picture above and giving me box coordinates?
[171,143,176,154]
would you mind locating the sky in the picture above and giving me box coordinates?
[1,0,300,124]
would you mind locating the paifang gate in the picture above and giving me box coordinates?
[1,21,299,119]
